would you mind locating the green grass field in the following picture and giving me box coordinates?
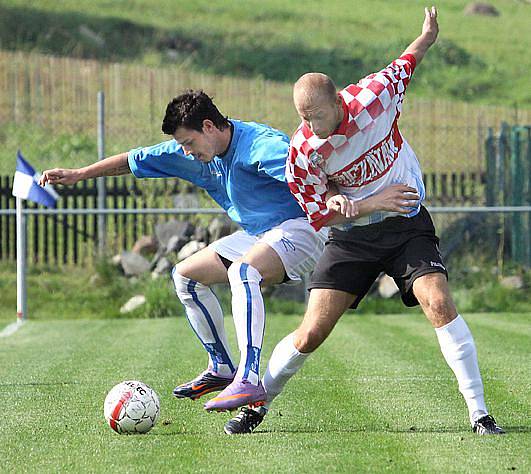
[1,313,529,472]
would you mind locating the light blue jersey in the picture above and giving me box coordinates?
[127,120,305,235]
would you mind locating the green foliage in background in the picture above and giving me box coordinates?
[0,0,529,105]
[0,257,528,325]
[0,123,96,172]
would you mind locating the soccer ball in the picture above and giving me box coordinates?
[104,381,160,434]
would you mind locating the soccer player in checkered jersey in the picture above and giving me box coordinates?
[40,90,416,429]
[226,6,504,435]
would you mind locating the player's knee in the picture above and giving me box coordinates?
[173,260,193,280]
[293,326,326,353]
[422,294,457,326]
[226,261,241,283]
[227,261,262,285]
[171,268,194,301]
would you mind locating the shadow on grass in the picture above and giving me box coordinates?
[0,4,169,61]
[0,381,82,387]
[151,423,530,435]
[0,3,379,85]
[0,3,494,98]
[258,425,530,434]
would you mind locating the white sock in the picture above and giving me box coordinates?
[172,269,235,377]
[228,262,265,386]
[435,314,488,424]
[262,333,310,409]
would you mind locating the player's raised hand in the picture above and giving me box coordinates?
[402,5,439,63]
[327,194,359,218]
[370,184,420,214]
[422,6,438,44]
[39,168,80,186]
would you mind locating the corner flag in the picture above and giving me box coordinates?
[12,151,59,207]
[12,151,60,323]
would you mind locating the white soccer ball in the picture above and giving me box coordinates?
[104,381,160,434]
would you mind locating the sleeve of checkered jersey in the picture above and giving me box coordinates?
[376,53,417,98]
[286,144,336,231]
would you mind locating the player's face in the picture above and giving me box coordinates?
[173,124,217,162]
[296,96,342,139]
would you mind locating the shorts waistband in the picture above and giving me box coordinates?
[329,206,429,239]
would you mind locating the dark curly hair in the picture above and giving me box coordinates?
[161,90,230,135]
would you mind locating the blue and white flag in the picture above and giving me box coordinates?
[12,151,59,207]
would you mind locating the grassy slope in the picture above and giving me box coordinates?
[1,314,529,472]
[0,0,530,105]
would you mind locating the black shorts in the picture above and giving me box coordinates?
[309,206,448,308]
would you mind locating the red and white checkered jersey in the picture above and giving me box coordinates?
[287,54,425,231]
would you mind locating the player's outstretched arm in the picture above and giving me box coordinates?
[326,184,420,224]
[402,6,439,65]
[39,152,131,186]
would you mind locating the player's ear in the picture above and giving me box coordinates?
[202,119,216,134]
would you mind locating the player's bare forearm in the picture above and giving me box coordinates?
[325,196,378,225]
[326,198,377,225]
[101,154,132,176]
[324,184,420,225]
[402,6,439,65]
[79,153,131,179]
[39,152,131,186]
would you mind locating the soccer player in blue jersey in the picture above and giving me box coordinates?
[40,90,419,427]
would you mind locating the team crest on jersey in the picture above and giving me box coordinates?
[309,150,324,168]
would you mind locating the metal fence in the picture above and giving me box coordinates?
[0,171,487,265]
[0,176,214,264]
[485,125,531,267]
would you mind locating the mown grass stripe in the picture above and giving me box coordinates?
[0,316,529,473]
[314,313,530,471]
[368,314,531,436]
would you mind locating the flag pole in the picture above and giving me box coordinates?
[16,196,27,322]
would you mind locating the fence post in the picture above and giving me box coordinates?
[526,127,531,267]
[497,122,509,206]
[495,123,509,271]
[485,127,495,206]
[97,91,106,255]
[510,127,522,264]
[522,126,531,268]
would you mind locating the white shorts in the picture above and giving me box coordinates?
[209,217,327,282]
